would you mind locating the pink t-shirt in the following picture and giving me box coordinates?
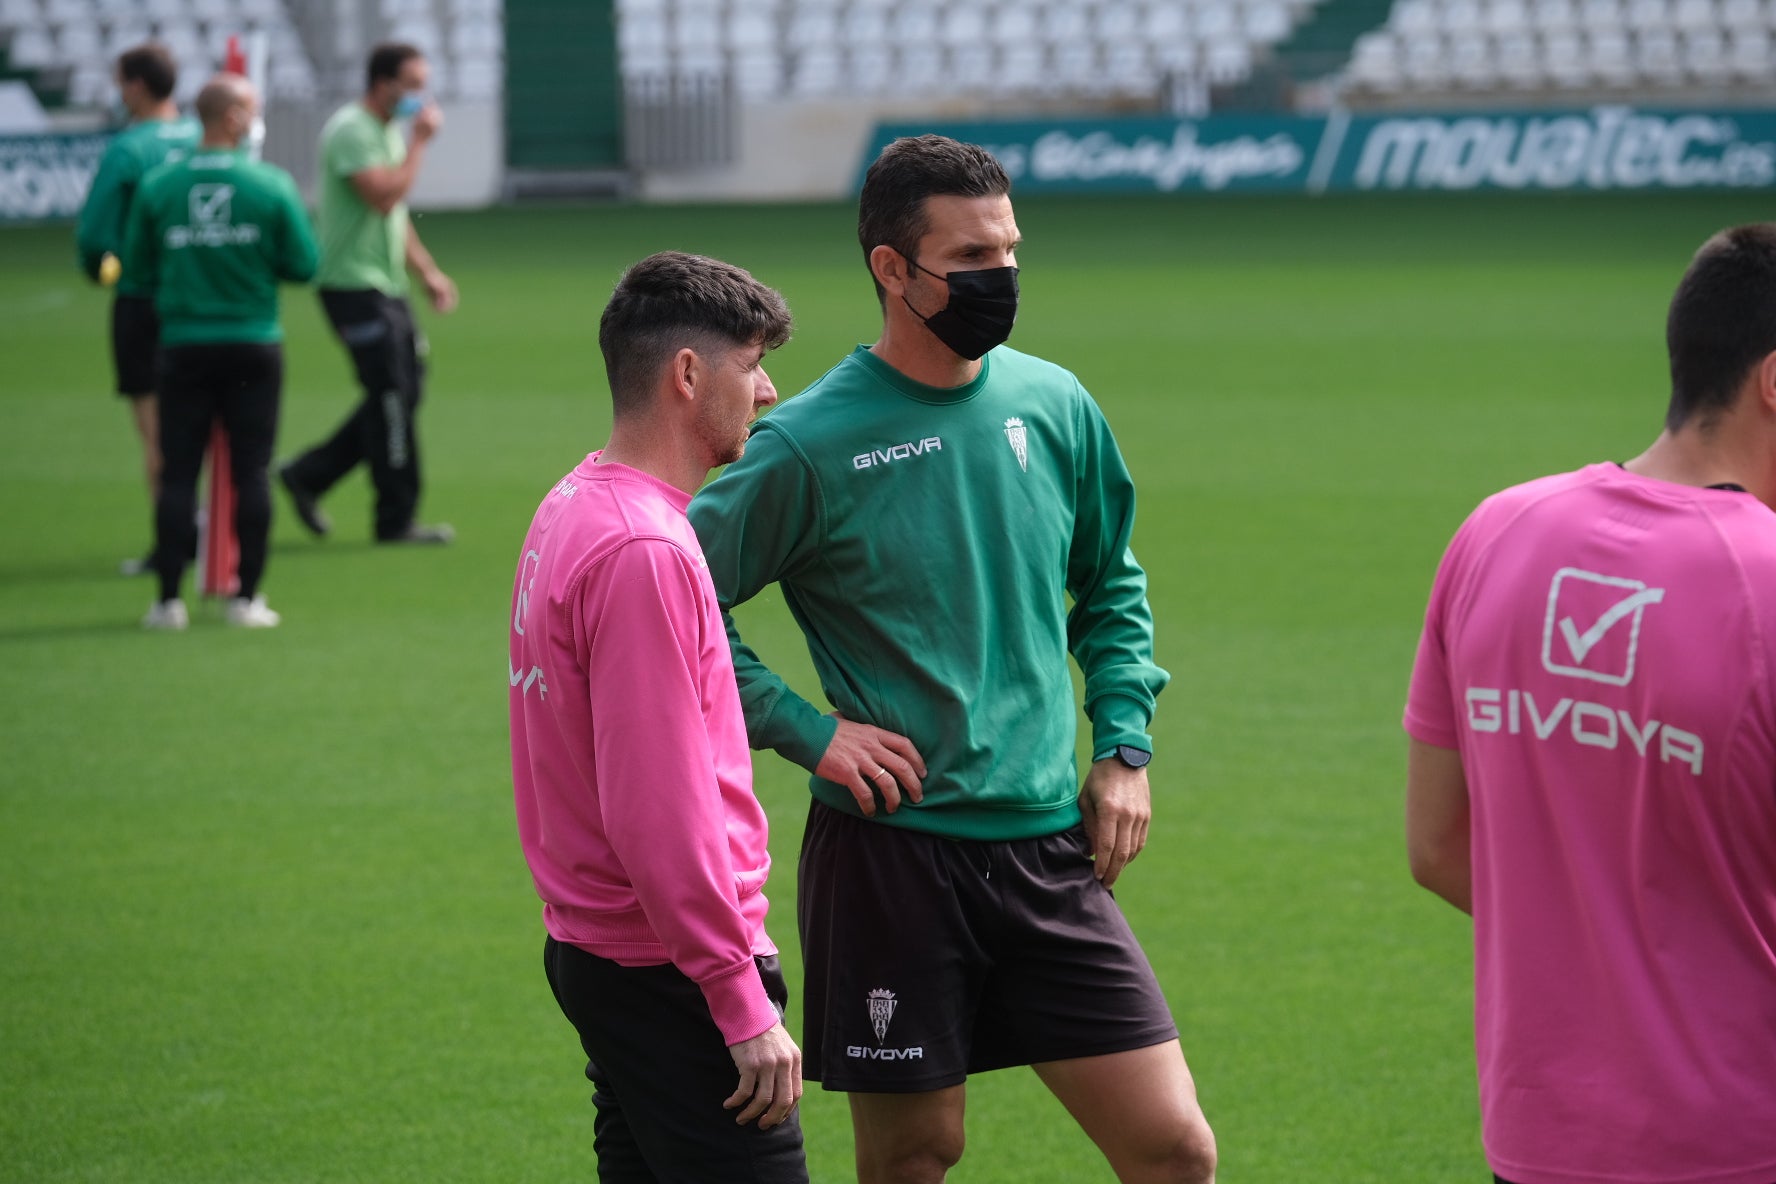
[509,454,780,1047]
[1406,463,1776,1184]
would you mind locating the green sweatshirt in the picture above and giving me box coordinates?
[121,148,319,346]
[689,344,1169,841]
[74,117,200,296]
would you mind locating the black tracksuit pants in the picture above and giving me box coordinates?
[283,288,425,539]
[154,342,282,603]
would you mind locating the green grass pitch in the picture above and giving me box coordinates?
[2,189,1767,1182]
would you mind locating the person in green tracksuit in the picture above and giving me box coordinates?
[688,135,1218,1184]
[122,74,319,631]
[74,43,200,575]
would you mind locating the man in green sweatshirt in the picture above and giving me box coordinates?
[74,43,199,575]
[122,74,319,630]
[689,136,1217,1183]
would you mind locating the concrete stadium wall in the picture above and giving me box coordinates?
[635,98,937,202]
[412,99,506,209]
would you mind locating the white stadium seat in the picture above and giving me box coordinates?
[726,8,775,52]
[9,27,56,67]
[784,6,833,50]
[731,46,781,97]
[1483,0,1530,34]
[789,45,840,95]
[991,4,1039,43]
[951,40,994,75]
[1623,0,1672,31]
[889,3,940,46]
[0,0,43,25]
[1142,2,1189,41]
[993,41,1047,93]
[1204,37,1252,82]
[1541,28,1589,85]
[840,4,888,45]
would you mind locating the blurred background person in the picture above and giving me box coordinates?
[74,43,198,577]
[123,73,318,629]
[278,42,457,547]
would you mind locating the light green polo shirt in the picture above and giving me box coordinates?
[316,102,408,296]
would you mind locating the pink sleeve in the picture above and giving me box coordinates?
[581,538,779,1046]
[1404,521,1470,750]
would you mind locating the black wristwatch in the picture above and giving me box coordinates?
[1110,745,1151,769]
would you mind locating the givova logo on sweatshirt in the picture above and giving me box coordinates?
[852,436,943,470]
[166,183,261,249]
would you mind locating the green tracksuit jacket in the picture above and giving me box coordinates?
[74,117,200,295]
[121,148,319,345]
[689,344,1169,841]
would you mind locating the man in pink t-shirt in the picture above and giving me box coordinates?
[1406,224,1776,1184]
[508,252,806,1181]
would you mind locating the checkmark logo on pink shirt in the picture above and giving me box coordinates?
[1558,587,1666,662]
[1541,568,1666,686]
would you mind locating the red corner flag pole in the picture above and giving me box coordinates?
[199,34,252,599]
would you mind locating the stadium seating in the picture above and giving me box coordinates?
[0,0,505,111]
[613,0,1322,103]
[605,0,1776,106]
[0,0,317,105]
[1342,0,1776,94]
[372,0,505,100]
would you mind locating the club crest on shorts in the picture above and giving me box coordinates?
[867,988,897,1042]
[1004,418,1028,472]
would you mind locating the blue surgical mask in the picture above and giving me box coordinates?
[393,92,425,119]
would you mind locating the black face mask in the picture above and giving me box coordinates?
[903,256,1019,361]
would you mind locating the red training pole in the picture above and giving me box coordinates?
[201,420,240,598]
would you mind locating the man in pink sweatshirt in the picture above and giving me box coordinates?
[509,251,803,1182]
[1405,225,1776,1184]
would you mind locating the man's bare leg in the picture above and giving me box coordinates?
[1034,1041,1216,1184]
[850,1084,966,1184]
[131,393,161,501]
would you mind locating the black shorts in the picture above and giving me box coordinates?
[543,937,808,1184]
[798,800,1179,1093]
[111,294,161,397]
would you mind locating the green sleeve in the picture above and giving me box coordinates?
[276,174,320,283]
[1065,384,1170,759]
[326,117,384,180]
[119,176,158,298]
[75,139,135,281]
[688,423,838,771]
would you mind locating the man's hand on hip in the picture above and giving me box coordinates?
[724,1021,802,1129]
[816,715,926,817]
[1079,759,1152,888]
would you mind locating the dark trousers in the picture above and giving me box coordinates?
[154,343,282,603]
[284,289,423,539]
[542,936,808,1184]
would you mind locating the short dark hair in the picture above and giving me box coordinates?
[857,134,1011,303]
[598,252,793,417]
[117,43,177,102]
[366,42,423,89]
[1665,223,1776,432]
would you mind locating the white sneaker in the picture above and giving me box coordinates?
[142,599,189,631]
[224,595,281,629]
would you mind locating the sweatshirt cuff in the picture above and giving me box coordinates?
[1088,692,1154,760]
[764,693,839,773]
[699,960,781,1047]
